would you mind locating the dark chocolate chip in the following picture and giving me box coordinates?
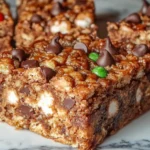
[16,105,34,118]
[132,44,148,57]
[21,60,39,69]
[96,50,115,67]
[103,38,118,55]
[73,42,88,53]
[46,36,63,54]
[51,2,65,16]
[145,6,150,17]
[141,0,150,15]
[31,14,43,23]
[41,66,56,82]
[63,98,75,110]
[12,49,27,62]
[125,13,142,24]
[20,87,30,95]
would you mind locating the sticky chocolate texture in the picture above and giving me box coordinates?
[46,36,63,54]
[12,49,28,62]
[41,66,56,82]
[73,42,88,53]
[20,87,30,95]
[132,44,149,57]
[103,38,118,55]
[96,50,115,67]
[21,60,39,69]
[63,98,75,110]
[51,2,66,16]
[75,0,86,5]
[16,105,34,119]
[31,14,43,23]
[125,13,142,24]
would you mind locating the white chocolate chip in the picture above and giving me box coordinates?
[136,86,143,103]
[108,100,119,118]
[7,90,19,104]
[75,13,93,28]
[75,18,92,28]
[38,91,54,115]
[50,21,70,34]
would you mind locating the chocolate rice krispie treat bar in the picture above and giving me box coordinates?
[15,0,97,47]
[107,0,150,47]
[0,0,14,120]
[1,34,150,150]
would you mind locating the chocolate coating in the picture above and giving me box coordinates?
[125,13,142,24]
[96,50,115,67]
[21,60,39,69]
[41,66,56,82]
[74,42,88,53]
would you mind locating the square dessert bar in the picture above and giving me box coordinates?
[107,0,150,47]
[15,0,97,47]
[1,35,150,150]
[0,0,14,121]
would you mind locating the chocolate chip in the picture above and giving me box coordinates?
[31,14,43,23]
[41,66,56,82]
[51,2,65,16]
[16,105,34,118]
[21,60,39,69]
[103,38,118,55]
[132,44,148,57]
[46,36,63,54]
[141,0,150,15]
[145,7,150,17]
[125,13,142,24]
[63,98,75,110]
[12,49,27,62]
[73,42,88,53]
[20,87,30,95]
[96,50,115,67]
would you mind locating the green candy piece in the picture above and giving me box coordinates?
[89,52,99,62]
[92,67,108,78]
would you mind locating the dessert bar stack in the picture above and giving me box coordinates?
[0,0,150,150]
[15,0,97,47]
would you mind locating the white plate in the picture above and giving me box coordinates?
[2,0,150,150]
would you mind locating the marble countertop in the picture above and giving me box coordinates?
[2,0,150,150]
